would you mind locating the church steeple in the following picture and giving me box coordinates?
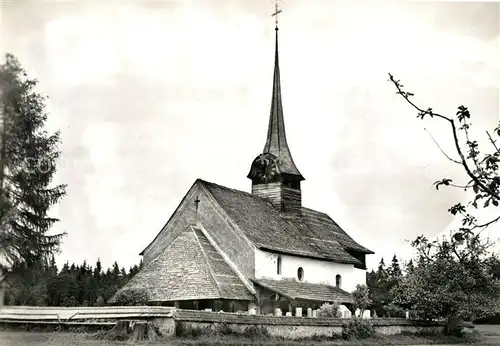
[263,26,304,180]
[247,8,304,216]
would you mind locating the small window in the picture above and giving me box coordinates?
[297,267,304,281]
[336,274,342,288]
[277,256,282,275]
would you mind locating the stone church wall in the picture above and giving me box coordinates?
[254,250,365,292]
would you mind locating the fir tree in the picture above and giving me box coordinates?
[377,258,386,278]
[94,258,102,278]
[406,259,415,274]
[0,54,66,268]
[389,255,402,278]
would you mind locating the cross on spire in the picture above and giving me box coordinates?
[271,0,282,29]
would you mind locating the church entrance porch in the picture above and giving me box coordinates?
[252,278,354,316]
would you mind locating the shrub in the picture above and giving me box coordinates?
[341,317,375,340]
[384,303,406,318]
[352,284,372,316]
[175,323,211,338]
[113,287,149,306]
[62,296,77,307]
[95,295,105,306]
[318,302,341,318]
[243,325,270,338]
[214,323,233,336]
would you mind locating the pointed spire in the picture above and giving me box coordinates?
[263,18,304,180]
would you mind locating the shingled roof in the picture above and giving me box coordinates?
[113,225,254,302]
[199,180,373,265]
[252,278,354,303]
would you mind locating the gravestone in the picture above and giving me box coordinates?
[295,307,302,317]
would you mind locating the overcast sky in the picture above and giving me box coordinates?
[1,0,499,271]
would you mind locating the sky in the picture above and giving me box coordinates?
[0,0,499,271]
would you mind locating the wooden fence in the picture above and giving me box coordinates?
[0,306,174,323]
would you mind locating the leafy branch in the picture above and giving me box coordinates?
[388,73,500,241]
[388,73,500,202]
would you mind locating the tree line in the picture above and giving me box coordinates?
[5,257,142,307]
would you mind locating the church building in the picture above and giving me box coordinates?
[113,21,373,316]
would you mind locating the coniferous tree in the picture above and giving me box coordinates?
[377,258,386,277]
[389,255,402,279]
[94,258,102,278]
[5,257,142,306]
[0,54,66,268]
[406,259,415,274]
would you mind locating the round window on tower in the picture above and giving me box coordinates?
[297,267,304,282]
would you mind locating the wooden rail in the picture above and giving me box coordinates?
[0,306,175,323]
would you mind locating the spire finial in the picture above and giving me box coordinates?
[271,0,282,30]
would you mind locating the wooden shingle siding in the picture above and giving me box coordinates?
[142,183,202,265]
[112,225,254,303]
[252,182,282,209]
[281,187,301,215]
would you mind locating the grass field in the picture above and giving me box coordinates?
[0,325,498,346]
[0,329,496,346]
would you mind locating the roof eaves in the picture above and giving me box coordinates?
[346,246,375,255]
[258,246,362,266]
[251,279,295,300]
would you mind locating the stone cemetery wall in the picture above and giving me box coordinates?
[173,309,448,339]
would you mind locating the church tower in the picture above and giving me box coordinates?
[247,21,305,216]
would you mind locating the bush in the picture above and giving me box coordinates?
[384,303,406,318]
[214,323,233,336]
[62,296,77,307]
[341,318,375,340]
[352,284,372,316]
[242,325,270,338]
[113,287,149,306]
[95,295,105,306]
[318,302,341,318]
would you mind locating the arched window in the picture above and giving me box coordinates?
[297,267,304,282]
[335,274,342,288]
[277,256,282,275]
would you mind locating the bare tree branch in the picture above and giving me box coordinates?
[424,128,461,164]
[486,131,500,154]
